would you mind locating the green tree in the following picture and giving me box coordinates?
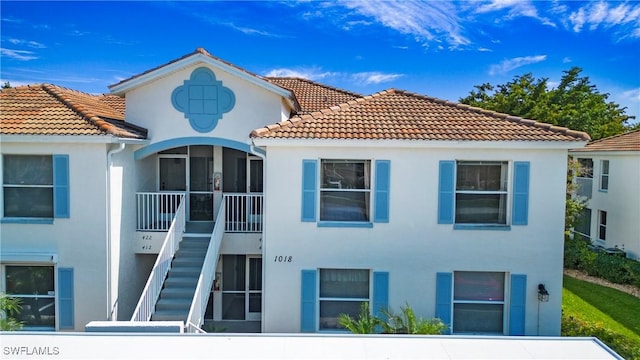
[0,293,23,331]
[460,67,635,140]
[2,81,11,89]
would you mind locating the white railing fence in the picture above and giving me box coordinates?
[185,199,226,333]
[131,195,186,321]
[136,192,184,231]
[225,193,263,232]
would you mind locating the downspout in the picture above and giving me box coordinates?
[106,143,126,320]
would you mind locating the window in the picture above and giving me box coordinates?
[3,155,53,217]
[600,160,609,191]
[320,160,370,222]
[453,271,505,334]
[318,269,370,330]
[455,161,508,224]
[599,210,607,241]
[573,208,592,240]
[2,154,69,220]
[577,158,593,178]
[221,255,262,320]
[3,265,55,329]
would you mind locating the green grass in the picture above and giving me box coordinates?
[563,275,640,337]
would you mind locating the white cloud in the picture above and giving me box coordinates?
[263,68,336,80]
[567,1,640,39]
[474,0,556,27]
[351,72,403,85]
[0,48,38,61]
[623,88,640,102]
[562,57,572,63]
[338,0,470,48]
[6,39,46,49]
[488,55,547,75]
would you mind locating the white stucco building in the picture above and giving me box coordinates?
[570,130,640,260]
[0,48,590,335]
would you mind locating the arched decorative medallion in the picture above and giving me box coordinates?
[171,67,236,133]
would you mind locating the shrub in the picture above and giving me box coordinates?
[338,302,446,335]
[380,303,447,334]
[564,236,640,286]
[0,293,23,331]
[562,312,640,360]
[337,302,382,334]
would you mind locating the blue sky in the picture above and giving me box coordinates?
[2,1,639,123]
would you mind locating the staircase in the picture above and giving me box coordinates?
[151,234,210,321]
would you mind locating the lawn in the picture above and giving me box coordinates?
[563,274,640,359]
[563,275,640,337]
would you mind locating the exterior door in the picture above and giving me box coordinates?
[158,146,214,222]
[189,146,214,221]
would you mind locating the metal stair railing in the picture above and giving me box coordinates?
[185,195,226,333]
[131,195,186,321]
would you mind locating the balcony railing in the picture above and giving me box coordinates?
[224,193,263,232]
[136,192,263,233]
[137,192,184,231]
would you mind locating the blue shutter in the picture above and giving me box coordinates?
[512,162,530,225]
[58,267,74,329]
[438,161,455,224]
[53,155,70,218]
[301,160,317,222]
[300,270,317,332]
[372,272,389,320]
[435,272,452,334]
[374,160,390,223]
[509,274,527,335]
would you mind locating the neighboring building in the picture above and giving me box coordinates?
[570,129,640,260]
[0,48,589,335]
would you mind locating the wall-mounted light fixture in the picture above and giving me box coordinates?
[538,283,549,302]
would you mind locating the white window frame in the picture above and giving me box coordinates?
[1,154,54,219]
[318,268,370,331]
[598,210,607,242]
[452,271,506,335]
[319,159,371,222]
[599,160,609,191]
[1,264,56,330]
[455,161,509,225]
[573,208,592,241]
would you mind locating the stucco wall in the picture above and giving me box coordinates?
[1,142,109,331]
[261,145,568,336]
[574,152,640,260]
[124,63,288,146]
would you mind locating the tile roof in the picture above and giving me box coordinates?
[0,84,147,139]
[571,129,640,152]
[265,77,361,114]
[251,89,591,142]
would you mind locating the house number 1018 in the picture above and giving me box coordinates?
[274,256,293,262]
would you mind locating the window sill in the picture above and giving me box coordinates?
[1,218,54,224]
[453,224,511,231]
[598,189,608,193]
[318,221,374,228]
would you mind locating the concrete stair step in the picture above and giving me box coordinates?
[151,309,188,322]
[156,298,192,311]
[159,287,195,299]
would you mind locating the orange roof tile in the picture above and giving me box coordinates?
[0,84,146,139]
[571,129,640,152]
[251,89,590,142]
[266,77,361,114]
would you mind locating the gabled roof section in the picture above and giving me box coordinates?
[251,89,591,142]
[571,129,640,152]
[265,77,361,114]
[0,84,147,139]
[109,48,299,111]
